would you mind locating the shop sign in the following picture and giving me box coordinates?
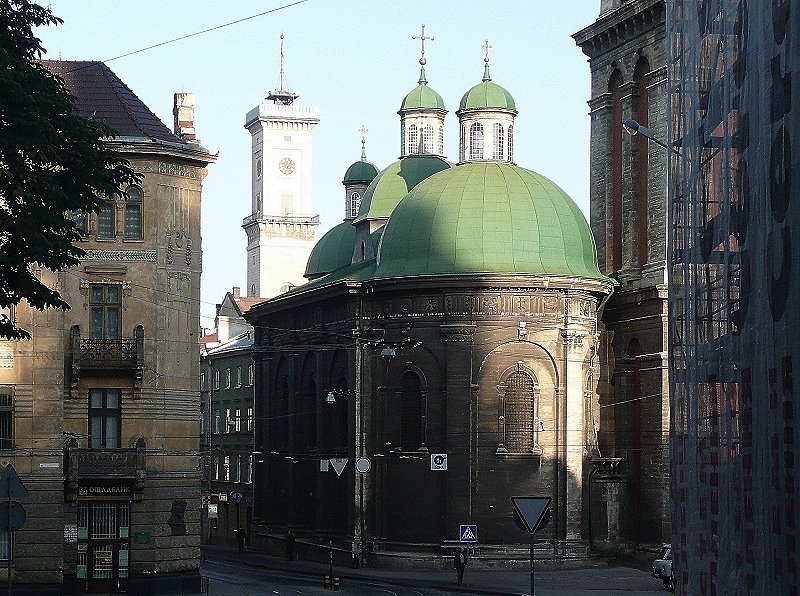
[78,484,133,499]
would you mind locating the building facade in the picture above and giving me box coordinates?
[246,51,616,566]
[200,288,260,549]
[0,61,214,593]
[573,0,671,554]
[668,1,800,593]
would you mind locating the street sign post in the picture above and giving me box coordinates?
[511,496,552,596]
[459,524,478,543]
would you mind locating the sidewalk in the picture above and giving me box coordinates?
[202,545,661,595]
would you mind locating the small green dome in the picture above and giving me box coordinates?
[304,221,356,279]
[459,63,516,111]
[401,66,446,111]
[344,159,379,184]
[353,155,452,224]
[375,162,606,280]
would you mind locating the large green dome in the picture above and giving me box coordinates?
[401,67,446,111]
[459,64,516,111]
[343,159,379,184]
[353,155,452,224]
[304,221,356,280]
[374,162,606,280]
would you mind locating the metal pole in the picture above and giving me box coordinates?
[7,475,10,596]
[530,532,535,596]
[329,539,333,583]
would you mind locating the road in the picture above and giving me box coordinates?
[200,558,667,596]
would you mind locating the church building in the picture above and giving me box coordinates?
[245,39,618,565]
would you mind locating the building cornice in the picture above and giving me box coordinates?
[573,0,665,59]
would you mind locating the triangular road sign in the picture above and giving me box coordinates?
[0,464,29,499]
[329,458,348,476]
[511,496,551,534]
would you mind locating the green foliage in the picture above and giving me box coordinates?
[0,0,138,339]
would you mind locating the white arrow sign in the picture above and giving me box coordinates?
[329,458,348,476]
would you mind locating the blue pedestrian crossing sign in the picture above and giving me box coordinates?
[459,524,478,543]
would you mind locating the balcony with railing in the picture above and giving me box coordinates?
[64,437,147,502]
[70,324,144,380]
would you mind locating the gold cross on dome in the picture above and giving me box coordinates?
[483,39,492,62]
[359,125,368,144]
[413,24,434,65]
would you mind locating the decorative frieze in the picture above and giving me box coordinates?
[82,250,157,262]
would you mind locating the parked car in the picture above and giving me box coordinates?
[652,544,675,591]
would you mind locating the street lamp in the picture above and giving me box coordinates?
[623,118,682,156]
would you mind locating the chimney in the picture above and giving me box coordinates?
[173,92,197,143]
[232,287,241,299]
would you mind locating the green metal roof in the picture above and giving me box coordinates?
[353,155,452,224]
[401,66,446,110]
[374,162,607,280]
[459,63,516,111]
[344,159,379,183]
[304,221,356,279]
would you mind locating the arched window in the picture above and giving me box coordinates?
[460,125,466,162]
[400,124,406,157]
[438,126,444,155]
[350,191,361,218]
[408,124,418,155]
[493,123,504,160]
[507,125,514,162]
[124,186,143,240]
[399,371,422,451]
[498,370,539,454]
[470,122,484,160]
[609,69,624,272]
[633,58,651,268]
[423,124,434,153]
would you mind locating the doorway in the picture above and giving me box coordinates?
[77,501,130,593]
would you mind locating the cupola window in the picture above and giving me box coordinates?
[508,125,514,162]
[350,192,361,218]
[470,123,484,160]
[493,123,505,160]
[423,125,434,154]
[408,125,418,155]
[438,126,444,155]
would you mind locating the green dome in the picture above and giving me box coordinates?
[459,63,516,111]
[304,221,356,279]
[353,155,452,224]
[401,67,446,111]
[344,159,379,184]
[374,162,606,280]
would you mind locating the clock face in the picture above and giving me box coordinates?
[278,157,296,175]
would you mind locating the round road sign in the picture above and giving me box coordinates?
[355,457,371,474]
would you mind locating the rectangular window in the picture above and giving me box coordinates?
[247,364,254,387]
[281,194,293,215]
[223,455,230,481]
[213,409,220,434]
[88,389,121,448]
[225,408,232,433]
[90,284,121,340]
[236,366,242,388]
[72,211,88,238]
[247,455,253,483]
[234,408,241,432]
[247,407,254,432]
[225,368,231,390]
[200,372,206,390]
[213,457,220,481]
[234,455,241,482]
[97,200,115,238]
[0,388,12,450]
[124,187,142,239]
[213,370,220,390]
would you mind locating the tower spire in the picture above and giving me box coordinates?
[267,34,298,105]
[482,39,493,81]
[359,124,368,160]
[412,24,434,85]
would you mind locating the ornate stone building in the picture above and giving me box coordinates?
[246,48,615,565]
[573,0,671,554]
[0,61,214,593]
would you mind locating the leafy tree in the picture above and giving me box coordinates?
[0,0,138,339]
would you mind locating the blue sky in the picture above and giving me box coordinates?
[36,1,601,327]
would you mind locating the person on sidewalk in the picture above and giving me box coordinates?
[286,530,296,561]
[235,528,246,553]
[454,547,467,585]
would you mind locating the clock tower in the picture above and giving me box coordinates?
[243,35,320,298]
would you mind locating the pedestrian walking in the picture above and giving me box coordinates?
[286,530,296,561]
[454,546,467,585]
[235,528,246,552]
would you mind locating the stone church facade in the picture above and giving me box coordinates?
[0,61,214,593]
[246,47,616,566]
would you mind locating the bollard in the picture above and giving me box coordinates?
[333,576,340,591]
[323,574,330,589]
